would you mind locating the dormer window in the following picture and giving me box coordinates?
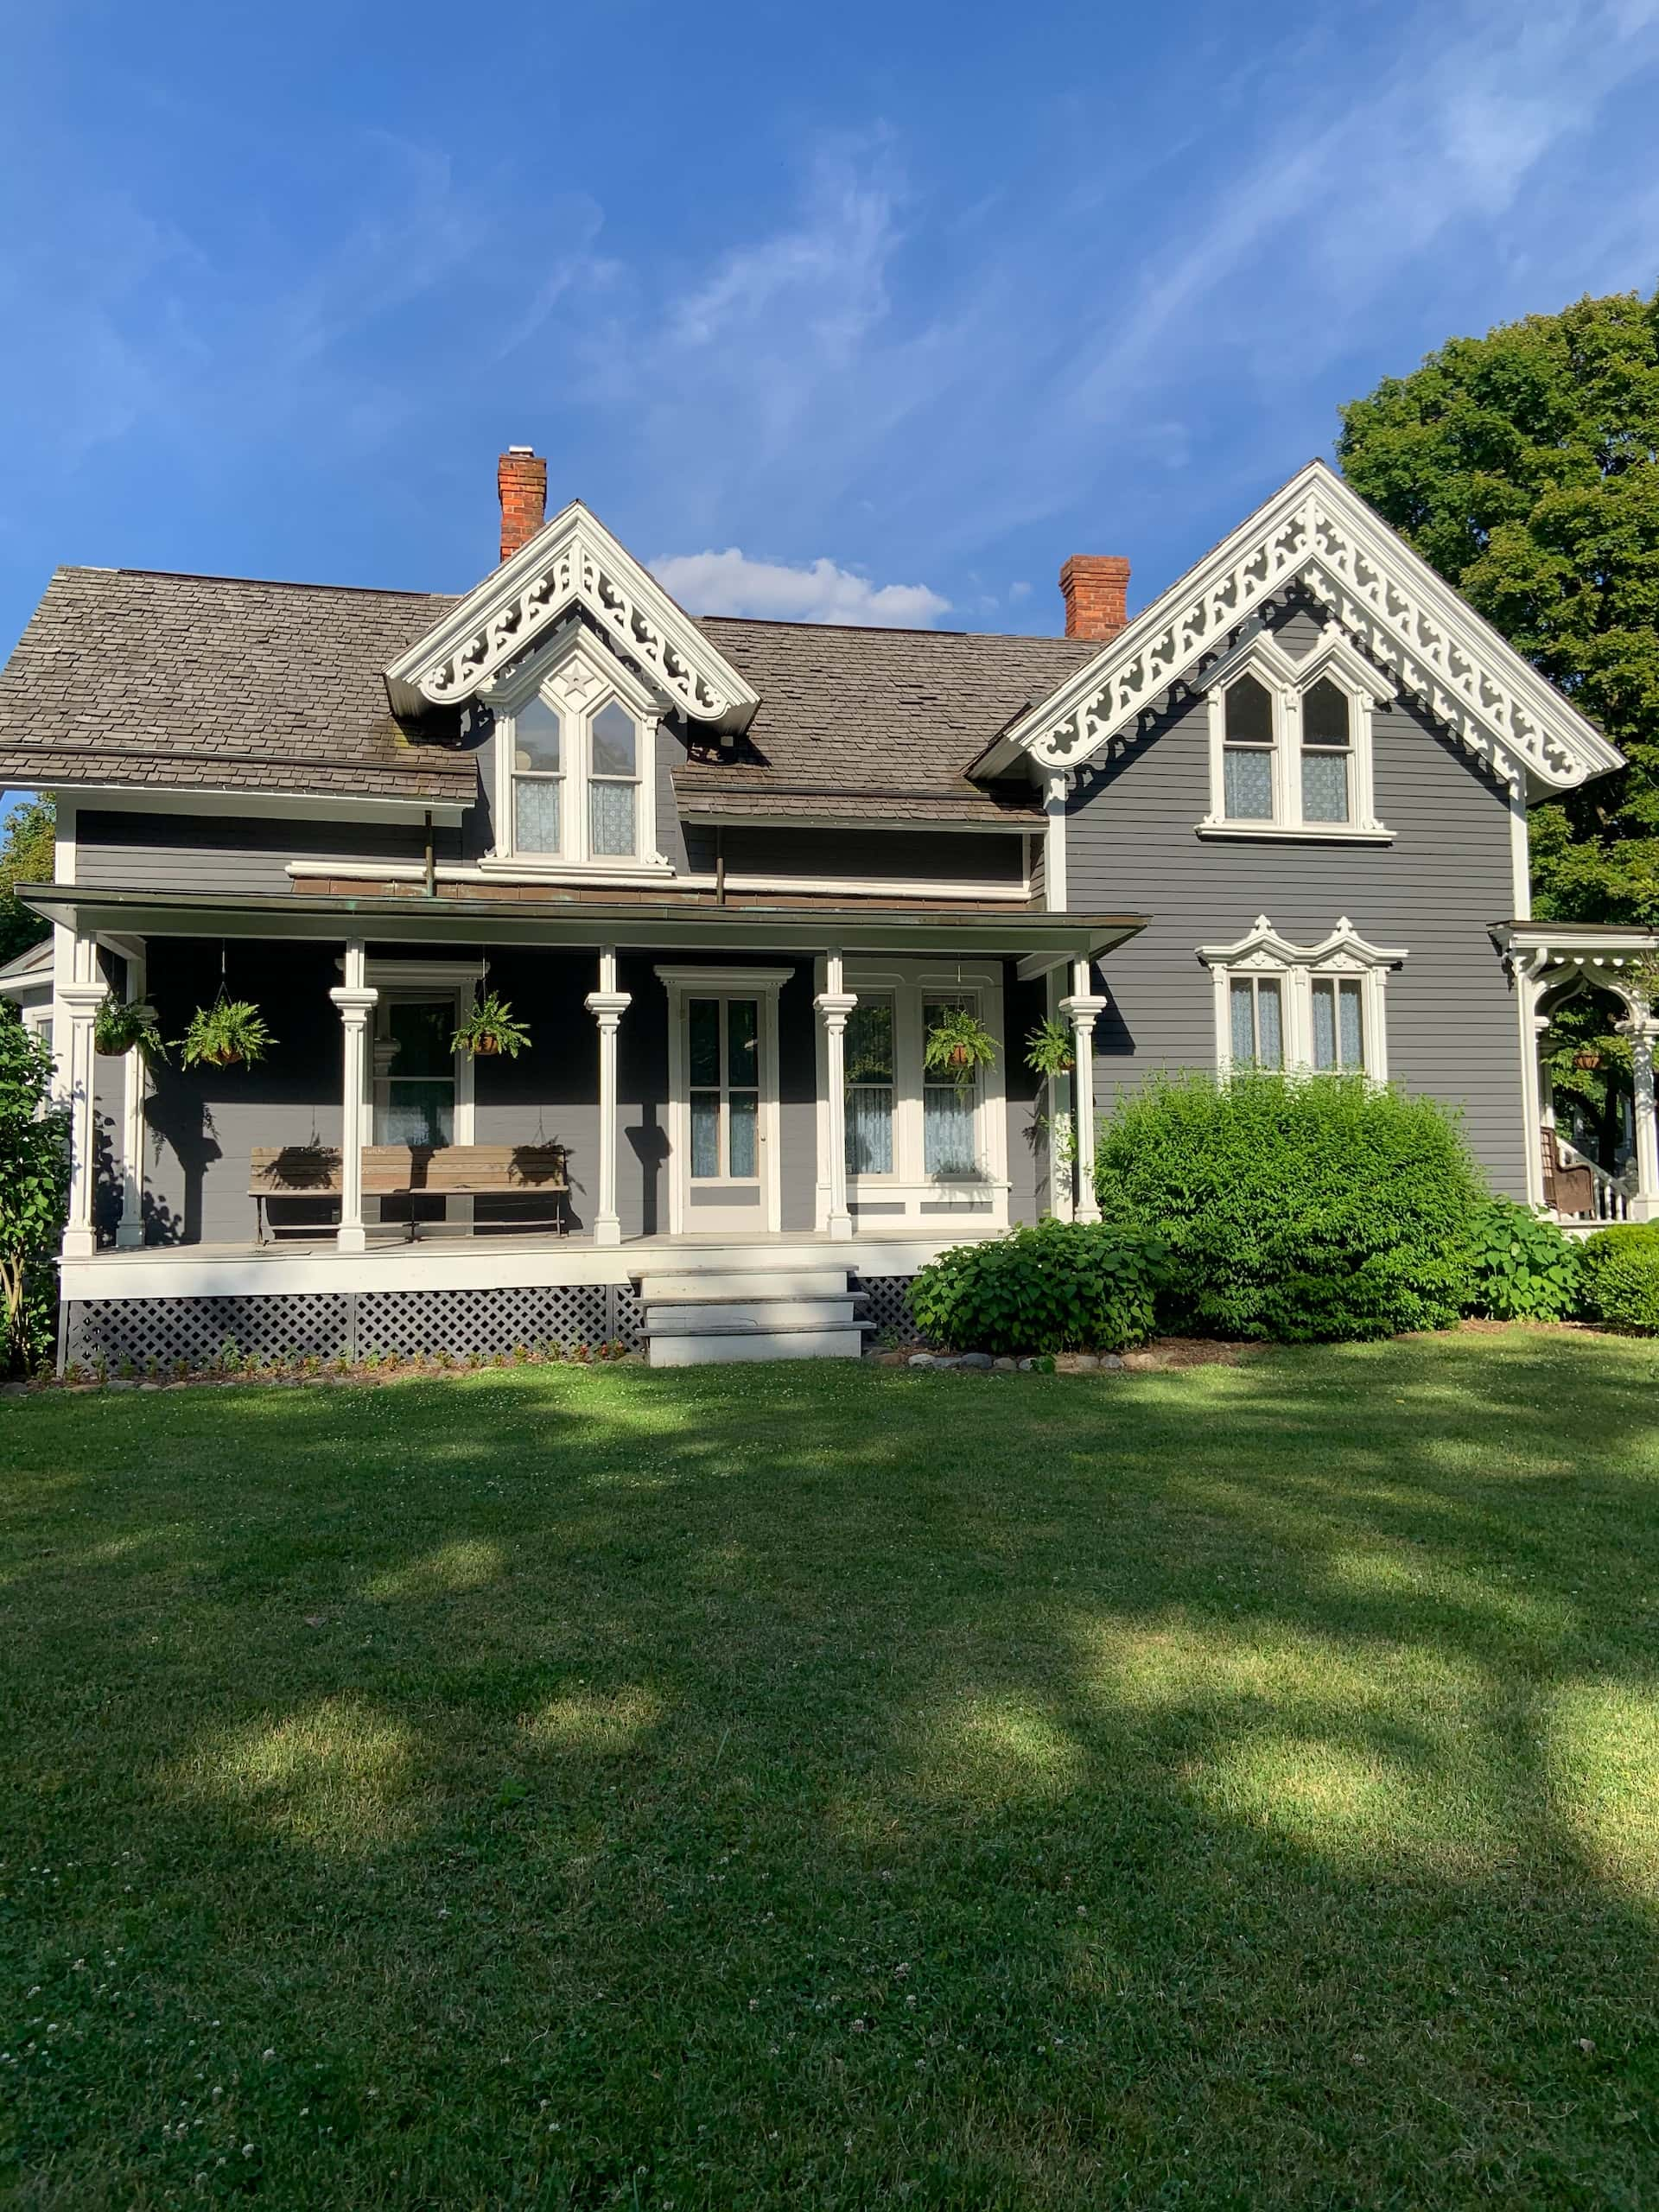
[1199,624,1389,841]
[512,695,564,854]
[588,701,639,857]
[486,623,669,877]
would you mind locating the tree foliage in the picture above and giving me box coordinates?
[0,1000,68,1372]
[0,796,54,967]
[1337,289,1659,922]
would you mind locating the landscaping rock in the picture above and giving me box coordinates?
[907,1353,934,1369]
[1016,1358,1033,1372]
[994,1357,1017,1372]
[957,1352,995,1370]
[1098,1353,1125,1371]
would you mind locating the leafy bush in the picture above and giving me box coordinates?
[0,1002,69,1374]
[1464,1198,1582,1321]
[1579,1224,1659,1333]
[1093,1070,1482,1343]
[906,1218,1166,1356]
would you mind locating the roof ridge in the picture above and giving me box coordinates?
[55,565,456,602]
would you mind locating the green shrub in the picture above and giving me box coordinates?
[1579,1223,1659,1332]
[1093,1070,1482,1343]
[906,1219,1166,1356]
[1464,1198,1582,1320]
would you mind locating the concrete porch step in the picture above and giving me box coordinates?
[637,1259,867,1365]
[645,1295,861,1332]
[637,1268,853,1302]
[647,1323,868,1367]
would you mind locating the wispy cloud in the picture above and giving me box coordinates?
[651,547,949,626]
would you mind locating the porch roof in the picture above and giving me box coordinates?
[20,881,1147,972]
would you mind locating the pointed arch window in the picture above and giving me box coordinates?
[1199,626,1389,841]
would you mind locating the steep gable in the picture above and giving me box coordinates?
[975,460,1622,798]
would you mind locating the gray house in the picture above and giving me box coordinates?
[1,452,1647,1368]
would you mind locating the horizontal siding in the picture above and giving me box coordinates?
[712,827,1024,887]
[1067,630,1528,1195]
[77,810,452,895]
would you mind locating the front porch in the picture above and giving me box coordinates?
[34,887,1141,1367]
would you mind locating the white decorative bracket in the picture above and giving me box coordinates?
[385,500,760,733]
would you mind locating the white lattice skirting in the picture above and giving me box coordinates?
[66,1284,649,1370]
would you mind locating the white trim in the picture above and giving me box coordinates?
[656,966,790,1236]
[1195,824,1393,844]
[1043,772,1069,911]
[1198,915,1407,1080]
[44,784,468,826]
[289,857,1032,900]
[488,623,668,875]
[979,459,1621,797]
[1510,791,1532,921]
[385,499,760,730]
[678,808,1030,836]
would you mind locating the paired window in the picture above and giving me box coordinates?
[1203,630,1383,838]
[836,971,1005,1194]
[509,692,643,862]
[492,631,659,872]
[1201,918,1404,1080]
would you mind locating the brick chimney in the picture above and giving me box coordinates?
[498,447,547,564]
[1058,554,1131,642]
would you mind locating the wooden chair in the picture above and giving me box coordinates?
[1540,1128,1595,1217]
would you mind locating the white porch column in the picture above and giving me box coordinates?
[585,946,632,1249]
[329,942,378,1255]
[59,967,107,1262]
[1059,958,1107,1228]
[115,948,148,1249]
[816,951,858,1243]
[1624,1015,1659,1223]
[1046,965,1075,1221]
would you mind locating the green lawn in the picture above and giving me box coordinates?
[4,1334,1659,2209]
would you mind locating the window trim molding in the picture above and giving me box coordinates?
[363,958,478,1147]
[1197,914,1407,1080]
[1198,623,1391,841]
[484,620,671,878]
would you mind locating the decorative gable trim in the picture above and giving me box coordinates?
[385,501,760,732]
[977,461,1622,796]
[1196,914,1408,976]
[1197,915,1408,1081]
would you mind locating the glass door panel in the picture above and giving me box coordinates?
[379,999,455,1146]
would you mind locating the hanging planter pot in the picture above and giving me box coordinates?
[92,993,167,1065]
[178,997,274,1071]
[451,989,530,1060]
[1024,1016,1076,1079]
[1573,1051,1605,1071]
[923,1007,998,1084]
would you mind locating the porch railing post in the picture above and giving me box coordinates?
[1626,1016,1659,1224]
[115,945,147,1249]
[1059,959,1107,1229]
[60,954,107,1262]
[585,946,631,1249]
[816,951,858,1243]
[329,944,378,1255]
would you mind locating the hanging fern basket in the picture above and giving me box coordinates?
[178,998,275,1071]
[93,994,166,1063]
[450,989,531,1060]
[922,1007,999,1084]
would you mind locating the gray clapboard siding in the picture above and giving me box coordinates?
[1067,609,1528,1195]
[77,810,450,894]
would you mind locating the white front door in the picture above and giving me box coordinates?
[662,972,785,1235]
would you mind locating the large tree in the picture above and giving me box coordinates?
[1337,288,1659,923]
[0,795,54,966]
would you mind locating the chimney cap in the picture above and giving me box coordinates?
[505,443,535,454]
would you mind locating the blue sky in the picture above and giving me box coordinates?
[3,0,1659,817]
